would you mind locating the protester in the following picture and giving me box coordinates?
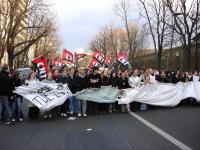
[172,72,181,84]
[109,71,118,112]
[117,71,130,112]
[190,71,200,82]
[75,67,88,117]
[57,70,69,117]
[0,65,12,125]
[128,69,141,111]
[52,68,59,82]
[42,71,56,118]
[99,70,110,113]
[129,69,141,88]
[156,70,167,83]
[26,71,40,119]
[88,67,102,114]
[139,69,150,111]
[67,68,77,115]
[165,71,173,83]
[11,71,23,122]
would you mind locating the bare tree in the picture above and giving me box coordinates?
[0,0,56,68]
[138,0,170,69]
[33,31,62,65]
[165,0,200,71]
[114,0,136,66]
[0,0,10,65]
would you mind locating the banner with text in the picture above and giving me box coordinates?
[14,81,72,112]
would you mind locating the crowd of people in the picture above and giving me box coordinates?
[0,64,200,125]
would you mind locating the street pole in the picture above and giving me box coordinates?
[195,18,198,71]
[176,52,179,70]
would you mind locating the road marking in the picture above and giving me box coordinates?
[129,112,193,150]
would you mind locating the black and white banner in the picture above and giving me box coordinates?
[14,81,72,112]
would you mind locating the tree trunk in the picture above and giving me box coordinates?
[186,45,191,71]
[157,46,162,70]
[8,51,14,69]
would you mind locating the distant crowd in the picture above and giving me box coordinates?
[0,64,200,125]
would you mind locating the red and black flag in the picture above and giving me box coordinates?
[104,53,111,65]
[90,57,100,67]
[117,52,131,68]
[32,56,48,79]
[52,58,61,66]
[61,49,73,63]
[74,52,86,62]
[93,50,105,65]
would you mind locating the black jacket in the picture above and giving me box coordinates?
[66,74,77,94]
[88,73,102,88]
[109,77,118,87]
[156,75,168,83]
[57,75,68,84]
[102,76,109,86]
[117,77,130,89]
[57,74,76,94]
[74,74,88,91]
[0,71,12,97]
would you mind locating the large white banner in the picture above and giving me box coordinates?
[14,81,72,112]
[118,82,200,106]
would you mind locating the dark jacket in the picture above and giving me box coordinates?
[57,75,68,84]
[66,74,77,94]
[57,74,76,94]
[88,73,102,88]
[171,74,181,84]
[102,76,109,86]
[117,77,130,89]
[0,70,12,97]
[156,75,167,83]
[74,74,88,91]
[109,77,118,87]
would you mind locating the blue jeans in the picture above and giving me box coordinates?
[77,99,87,114]
[69,96,77,113]
[12,95,23,119]
[140,103,147,111]
[0,96,12,122]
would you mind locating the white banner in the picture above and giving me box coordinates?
[14,81,72,112]
[118,82,200,106]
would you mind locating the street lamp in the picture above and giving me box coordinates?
[176,52,179,70]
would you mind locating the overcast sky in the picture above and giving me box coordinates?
[49,0,119,52]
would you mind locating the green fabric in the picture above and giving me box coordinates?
[75,86,119,103]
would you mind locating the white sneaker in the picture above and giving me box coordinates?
[48,114,52,118]
[19,118,23,122]
[12,118,16,122]
[63,113,67,117]
[61,113,64,117]
[78,113,81,117]
[83,114,87,117]
[44,115,48,119]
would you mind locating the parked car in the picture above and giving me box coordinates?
[16,68,32,84]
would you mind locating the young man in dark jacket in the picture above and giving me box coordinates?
[57,70,69,117]
[75,67,88,117]
[117,71,131,112]
[88,67,102,114]
[66,68,77,115]
[0,65,12,125]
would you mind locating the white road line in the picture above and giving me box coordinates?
[129,112,193,150]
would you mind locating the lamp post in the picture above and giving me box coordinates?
[176,52,179,70]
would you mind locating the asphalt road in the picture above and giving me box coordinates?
[0,104,200,150]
